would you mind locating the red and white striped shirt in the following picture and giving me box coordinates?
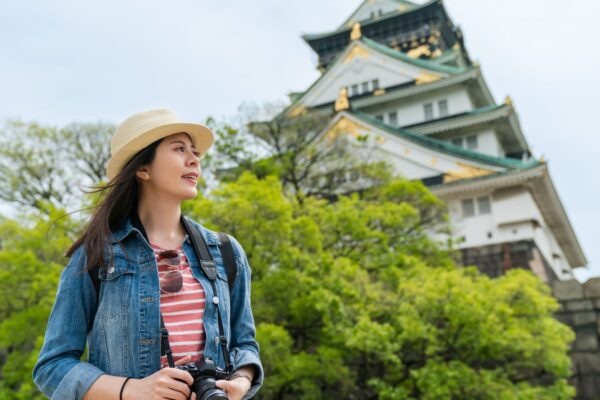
[151,243,206,368]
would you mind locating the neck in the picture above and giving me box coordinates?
[136,191,185,248]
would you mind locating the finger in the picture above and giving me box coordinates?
[174,355,193,366]
[191,392,197,400]
[159,376,191,399]
[159,386,189,400]
[163,368,195,387]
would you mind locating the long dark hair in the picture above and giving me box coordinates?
[66,138,163,271]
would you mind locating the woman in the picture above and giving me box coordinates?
[33,109,263,400]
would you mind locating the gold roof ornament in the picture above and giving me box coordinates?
[431,48,443,58]
[334,87,350,112]
[407,44,431,58]
[415,72,441,85]
[504,95,513,106]
[350,22,362,41]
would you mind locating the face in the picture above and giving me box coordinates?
[136,132,202,201]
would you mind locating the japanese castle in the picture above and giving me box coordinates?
[286,0,586,282]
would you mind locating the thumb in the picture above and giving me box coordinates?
[215,379,233,391]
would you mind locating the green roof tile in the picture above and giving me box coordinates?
[361,37,466,75]
[348,110,539,170]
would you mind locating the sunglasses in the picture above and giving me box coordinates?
[157,249,183,294]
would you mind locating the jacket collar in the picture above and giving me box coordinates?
[109,209,219,246]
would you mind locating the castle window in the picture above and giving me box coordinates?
[362,81,369,93]
[451,137,463,147]
[388,111,398,126]
[424,103,434,121]
[461,199,475,218]
[466,135,478,149]
[375,114,384,121]
[438,99,448,117]
[477,196,491,214]
[351,84,359,97]
[372,79,380,91]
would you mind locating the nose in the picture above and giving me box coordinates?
[186,151,199,167]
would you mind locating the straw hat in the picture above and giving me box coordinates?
[106,109,214,180]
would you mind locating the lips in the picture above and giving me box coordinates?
[182,173,198,184]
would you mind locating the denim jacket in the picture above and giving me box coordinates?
[33,216,263,399]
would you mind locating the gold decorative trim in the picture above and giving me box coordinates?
[342,44,370,63]
[326,116,372,142]
[373,88,386,96]
[415,72,441,85]
[350,22,362,41]
[334,87,350,112]
[287,104,307,117]
[443,162,494,183]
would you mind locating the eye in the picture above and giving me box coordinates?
[176,146,185,152]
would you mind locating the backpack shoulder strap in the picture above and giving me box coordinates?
[218,232,237,290]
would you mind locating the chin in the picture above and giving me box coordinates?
[181,188,199,200]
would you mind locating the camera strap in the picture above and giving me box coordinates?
[179,216,233,374]
[160,314,176,368]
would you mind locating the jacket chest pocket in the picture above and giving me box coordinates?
[97,258,136,318]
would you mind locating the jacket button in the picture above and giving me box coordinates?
[214,336,220,345]
[212,296,219,305]
[108,265,115,274]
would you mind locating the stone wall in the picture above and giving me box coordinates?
[553,278,600,399]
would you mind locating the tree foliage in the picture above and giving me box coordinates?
[182,173,574,399]
[0,120,112,212]
[205,103,388,203]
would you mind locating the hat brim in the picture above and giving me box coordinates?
[105,122,214,180]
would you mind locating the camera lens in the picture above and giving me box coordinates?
[195,378,228,400]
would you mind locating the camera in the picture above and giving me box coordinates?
[176,358,229,400]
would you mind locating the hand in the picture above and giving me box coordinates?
[215,377,251,400]
[123,356,197,400]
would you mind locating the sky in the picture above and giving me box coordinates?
[0,0,598,280]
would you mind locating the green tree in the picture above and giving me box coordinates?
[0,120,113,212]
[205,102,389,203]
[184,172,574,399]
[0,207,77,400]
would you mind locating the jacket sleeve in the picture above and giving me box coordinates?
[227,235,264,399]
[32,245,105,399]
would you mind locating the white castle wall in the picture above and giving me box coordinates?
[361,86,475,126]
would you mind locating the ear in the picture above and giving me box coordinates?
[136,166,150,181]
